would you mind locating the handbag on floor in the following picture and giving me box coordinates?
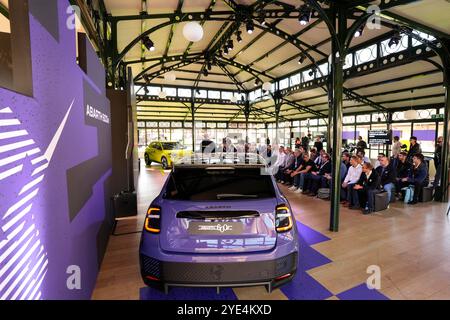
[317,188,330,200]
[403,186,414,204]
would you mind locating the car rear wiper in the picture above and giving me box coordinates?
[216,194,259,200]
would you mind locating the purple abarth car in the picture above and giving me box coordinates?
[139,155,299,293]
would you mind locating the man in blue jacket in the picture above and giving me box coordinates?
[402,153,429,205]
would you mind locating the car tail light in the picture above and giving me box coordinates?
[275,204,293,233]
[144,206,161,233]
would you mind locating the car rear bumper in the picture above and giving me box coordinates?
[140,252,297,292]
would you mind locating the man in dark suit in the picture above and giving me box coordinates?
[407,136,422,163]
[376,156,397,204]
[352,162,380,214]
[402,153,429,204]
[395,151,411,199]
[302,153,332,196]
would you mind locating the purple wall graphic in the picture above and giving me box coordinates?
[343,131,359,140]
[0,0,112,300]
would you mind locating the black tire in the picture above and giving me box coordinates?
[144,153,151,166]
[161,156,169,169]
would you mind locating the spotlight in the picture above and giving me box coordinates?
[203,68,209,77]
[196,89,201,94]
[246,21,254,34]
[236,31,243,43]
[298,54,305,64]
[354,24,364,38]
[143,74,150,84]
[298,5,311,26]
[223,46,229,55]
[142,36,155,51]
[258,11,266,26]
[227,39,234,51]
[308,69,315,77]
[254,79,260,87]
[144,86,149,95]
[207,61,212,70]
[388,32,401,48]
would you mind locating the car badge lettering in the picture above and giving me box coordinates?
[198,223,233,233]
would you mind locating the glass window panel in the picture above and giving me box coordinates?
[302,69,314,82]
[208,90,220,99]
[184,121,192,128]
[159,121,170,128]
[355,44,377,65]
[147,121,158,127]
[343,115,355,124]
[318,63,329,76]
[146,129,159,144]
[171,121,182,128]
[249,91,255,101]
[279,78,289,90]
[290,74,301,86]
[137,121,146,128]
[255,89,262,100]
[222,91,232,100]
[195,89,207,98]
[165,87,176,97]
[356,114,371,123]
[343,54,353,70]
[217,122,227,128]
[178,88,191,97]
[412,30,436,47]
[380,34,408,56]
[229,123,238,129]
[195,121,206,128]
[207,122,217,128]
[148,86,161,96]
[309,119,318,126]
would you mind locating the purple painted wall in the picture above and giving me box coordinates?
[0,0,112,299]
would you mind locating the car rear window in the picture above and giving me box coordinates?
[164,167,275,201]
[162,142,185,150]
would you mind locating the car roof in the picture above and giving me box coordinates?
[172,152,268,169]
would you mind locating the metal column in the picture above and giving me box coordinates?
[441,54,450,202]
[329,4,346,232]
[190,100,195,152]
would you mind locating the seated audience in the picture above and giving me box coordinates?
[374,153,386,169]
[401,153,429,205]
[357,150,370,163]
[341,156,363,206]
[395,151,412,199]
[283,149,303,186]
[342,152,351,170]
[352,162,380,214]
[288,153,317,193]
[302,153,332,196]
[376,156,397,204]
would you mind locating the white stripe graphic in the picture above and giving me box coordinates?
[31,163,48,176]
[0,139,35,154]
[0,130,28,140]
[27,268,47,301]
[0,107,13,113]
[0,262,30,300]
[0,223,35,265]
[30,155,46,165]
[0,231,35,281]
[9,252,46,300]
[0,239,40,292]
[44,99,74,162]
[19,175,44,196]
[0,119,21,126]
[2,204,32,232]
[0,165,23,181]
[0,221,25,250]
[0,150,32,167]
[20,258,48,300]
[3,188,39,219]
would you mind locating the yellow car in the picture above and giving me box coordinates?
[144,141,190,169]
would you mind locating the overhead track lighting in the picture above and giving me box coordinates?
[142,36,155,51]
[236,31,243,43]
[354,24,364,38]
[246,20,254,34]
[298,5,311,26]
[298,54,306,64]
[227,39,234,51]
[388,31,402,48]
